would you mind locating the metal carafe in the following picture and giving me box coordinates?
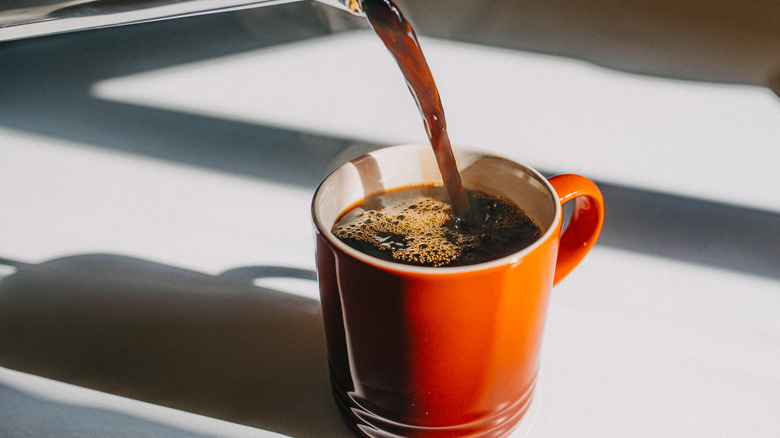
[0,0,363,42]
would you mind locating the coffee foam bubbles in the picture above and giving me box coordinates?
[333,197,480,266]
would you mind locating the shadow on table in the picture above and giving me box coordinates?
[0,383,218,438]
[0,254,352,437]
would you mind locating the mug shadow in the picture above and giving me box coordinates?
[0,254,353,437]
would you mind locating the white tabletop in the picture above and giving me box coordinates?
[1,9,779,438]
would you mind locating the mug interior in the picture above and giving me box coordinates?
[313,144,560,269]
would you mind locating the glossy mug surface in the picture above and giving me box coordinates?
[312,144,604,437]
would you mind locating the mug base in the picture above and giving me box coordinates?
[331,377,537,438]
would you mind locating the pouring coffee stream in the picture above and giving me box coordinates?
[360,0,473,225]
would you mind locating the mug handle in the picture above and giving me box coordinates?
[548,174,605,286]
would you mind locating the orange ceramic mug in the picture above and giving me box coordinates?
[313,144,604,437]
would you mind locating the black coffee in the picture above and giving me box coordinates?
[341,0,542,267]
[333,185,542,267]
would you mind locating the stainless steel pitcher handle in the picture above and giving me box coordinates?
[0,0,364,42]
